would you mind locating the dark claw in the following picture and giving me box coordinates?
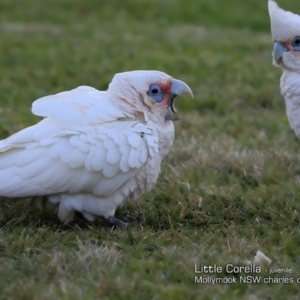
[75,211,86,220]
[105,212,143,229]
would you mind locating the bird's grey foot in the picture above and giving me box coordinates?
[104,212,143,229]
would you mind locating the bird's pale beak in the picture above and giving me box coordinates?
[165,79,193,121]
[273,41,288,66]
[170,79,193,98]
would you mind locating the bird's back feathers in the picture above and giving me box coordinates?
[32,86,127,124]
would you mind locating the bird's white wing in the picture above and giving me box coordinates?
[32,86,127,125]
[0,121,159,198]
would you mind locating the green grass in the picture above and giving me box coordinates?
[1,0,300,299]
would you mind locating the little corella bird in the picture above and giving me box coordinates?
[0,70,193,228]
[268,1,300,136]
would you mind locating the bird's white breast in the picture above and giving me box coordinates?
[120,120,174,201]
[280,70,300,136]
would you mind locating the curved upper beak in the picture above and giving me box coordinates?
[273,41,288,66]
[170,79,193,98]
[165,79,193,121]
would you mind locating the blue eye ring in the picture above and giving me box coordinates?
[292,36,300,50]
[148,83,164,103]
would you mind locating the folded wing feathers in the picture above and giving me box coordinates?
[0,85,161,198]
[0,121,159,198]
[89,145,105,171]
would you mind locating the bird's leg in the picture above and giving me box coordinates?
[104,212,143,229]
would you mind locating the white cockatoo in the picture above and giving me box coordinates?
[0,70,193,227]
[268,1,300,136]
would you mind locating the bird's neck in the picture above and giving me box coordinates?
[149,119,175,158]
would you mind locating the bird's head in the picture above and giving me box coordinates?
[268,0,300,71]
[108,70,193,123]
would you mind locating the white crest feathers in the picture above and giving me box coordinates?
[268,0,300,41]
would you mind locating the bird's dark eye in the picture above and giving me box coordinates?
[295,39,300,45]
[148,83,164,103]
[292,36,300,50]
